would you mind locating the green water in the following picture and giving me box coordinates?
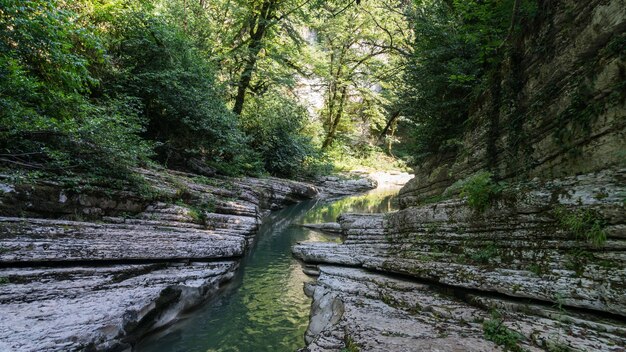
[137,187,400,352]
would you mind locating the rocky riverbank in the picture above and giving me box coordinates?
[0,168,376,351]
[293,1,626,350]
[293,170,626,351]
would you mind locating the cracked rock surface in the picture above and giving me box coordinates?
[0,168,375,351]
[294,170,626,351]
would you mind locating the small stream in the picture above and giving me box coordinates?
[137,186,401,352]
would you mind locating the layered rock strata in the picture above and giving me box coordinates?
[0,168,374,351]
[294,170,626,351]
[399,0,626,207]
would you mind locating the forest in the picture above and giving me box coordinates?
[1,1,625,351]
[0,0,535,183]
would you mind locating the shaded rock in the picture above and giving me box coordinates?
[301,222,342,235]
[0,168,323,351]
[0,215,247,264]
[299,266,626,352]
[0,261,236,352]
[294,170,626,351]
[397,0,626,208]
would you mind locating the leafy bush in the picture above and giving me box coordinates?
[0,0,150,178]
[400,0,520,164]
[241,93,318,178]
[94,3,261,176]
[460,171,506,212]
[323,143,409,173]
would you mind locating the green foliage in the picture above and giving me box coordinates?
[0,0,150,178]
[92,2,260,176]
[0,277,9,285]
[400,0,526,164]
[553,207,607,246]
[342,334,360,352]
[241,93,317,178]
[178,198,216,226]
[460,171,506,213]
[323,144,409,173]
[483,312,525,352]
[546,342,573,352]
[470,243,498,264]
[528,263,544,276]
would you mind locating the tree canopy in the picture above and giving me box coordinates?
[0,0,532,181]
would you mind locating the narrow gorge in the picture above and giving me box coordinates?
[0,0,624,351]
[293,1,626,351]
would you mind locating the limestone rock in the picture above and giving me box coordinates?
[0,262,237,352]
[301,222,343,235]
[294,170,626,351]
[299,266,626,352]
[0,168,324,351]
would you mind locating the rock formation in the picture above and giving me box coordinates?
[0,167,374,351]
[294,1,626,350]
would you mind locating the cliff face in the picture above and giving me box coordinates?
[399,0,626,207]
[295,1,626,351]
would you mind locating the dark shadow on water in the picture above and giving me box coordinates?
[136,187,401,352]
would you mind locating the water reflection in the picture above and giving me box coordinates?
[137,186,402,352]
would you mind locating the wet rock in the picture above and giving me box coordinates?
[0,262,236,352]
[301,222,342,235]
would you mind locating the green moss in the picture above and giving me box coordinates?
[419,194,450,206]
[0,277,9,285]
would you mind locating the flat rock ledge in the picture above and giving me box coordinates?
[0,168,376,351]
[294,170,626,351]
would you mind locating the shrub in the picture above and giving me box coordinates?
[483,312,525,352]
[0,0,150,178]
[460,171,506,212]
[553,207,607,246]
[241,93,318,178]
[95,4,261,176]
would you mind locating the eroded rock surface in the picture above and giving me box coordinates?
[294,170,626,351]
[300,266,625,352]
[0,168,377,351]
[0,262,236,352]
[315,175,378,198]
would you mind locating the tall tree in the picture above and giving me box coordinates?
[307,0,411,149]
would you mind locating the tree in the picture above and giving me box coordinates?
[0,0,149,177]
[398,0,519,164]
[306,0,411,149]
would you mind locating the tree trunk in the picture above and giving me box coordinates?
[232,0,275,115]
[376,110,400,144]
[322,86,348,149]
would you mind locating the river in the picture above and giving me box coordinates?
[137,186,401,352]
